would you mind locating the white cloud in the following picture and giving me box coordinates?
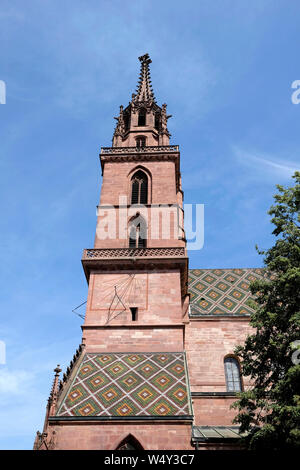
[0,368,34,395]
[233,146,299,179]
[0,337,79,444]
[0,366,43,441]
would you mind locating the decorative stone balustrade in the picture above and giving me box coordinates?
[82,247,185,260]
[100,145,179,155]
[81,246,188,297]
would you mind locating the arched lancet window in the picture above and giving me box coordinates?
[131,170,148,204]
[224,357,242,392]
[138,108,146,126]
[154,112,160,130]
[124,112,130,131]
[129,214,147,248]
[136,136,146,148]
[116,434,144,450]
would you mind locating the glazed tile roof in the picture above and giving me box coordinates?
[188,268,265,316]
[57,352,191,418]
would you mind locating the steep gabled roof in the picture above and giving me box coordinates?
[188,268,266,316]
[56,352,192,419]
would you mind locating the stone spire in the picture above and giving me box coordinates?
[112,54,171,147]
[37,364,61,447]
[48,364,62,416]
[134,53,156,103]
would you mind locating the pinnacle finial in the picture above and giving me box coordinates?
[138,53,152,65]
[134,53,155,103]
[54,364,62,375]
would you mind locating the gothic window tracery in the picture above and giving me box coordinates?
[131,170,148,204]
[224,357,242,392]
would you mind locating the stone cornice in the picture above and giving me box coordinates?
[81,323,185,329]
[99,145,180,190]
[191,392,237,397]
[81,247,189,297]
[101,145,179,154]
[189,315,250,321]
[48,415,193,423]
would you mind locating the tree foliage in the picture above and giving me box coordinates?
[232,171,300,450]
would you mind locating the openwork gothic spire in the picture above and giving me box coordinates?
[112,54,171,147]
[134,53,156,103]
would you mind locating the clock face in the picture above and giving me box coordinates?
[90,273,148,314]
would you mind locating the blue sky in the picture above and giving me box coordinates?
[0,0,299,449]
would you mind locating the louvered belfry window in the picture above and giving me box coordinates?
[224,357,242,392]
[154,112,160,130]
[138,108,146,126]
[124,111,130,131]
[136,136,146,148]
[128,215,147,248]
[131,170,148,204]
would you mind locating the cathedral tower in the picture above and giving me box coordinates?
[34,54,256,452]
[34,54,193,450]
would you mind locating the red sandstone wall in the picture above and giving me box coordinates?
[84,270,183,326]
[185,319,253,392]
[183,318,253,427]
[94,205,184,249]
[100,161,177,206]
[49,422,192,450]
[192,397,239,426]
[83,326,184,353]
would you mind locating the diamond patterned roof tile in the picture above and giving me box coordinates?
[188,268,265,316]
[57,352,191,418]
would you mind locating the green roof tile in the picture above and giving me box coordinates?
[189,268,265,316]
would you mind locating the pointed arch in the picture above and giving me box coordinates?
[130,169,148,204]
[224,356,243,392]
[128,165,152,181]
[115,434,144,450]
[128,213,147,248]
